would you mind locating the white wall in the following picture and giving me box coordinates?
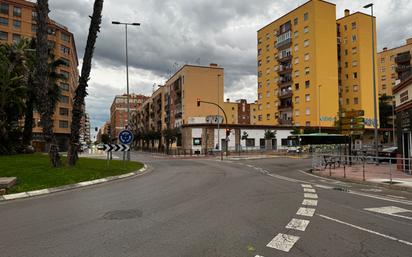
[240,129,292,149]
[214,129,236,150]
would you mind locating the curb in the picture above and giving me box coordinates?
[304,168,412,193]
[0,164,150,202]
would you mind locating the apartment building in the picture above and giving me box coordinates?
[337,9,379,127]
[0,0,79,151]
[79,112,91,145]
[110,94,148,140]
[378,38,412,96]
[222,99,258,125]
[257,0,339,128]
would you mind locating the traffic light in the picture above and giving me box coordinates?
[107,125,111,135]
[226,129,231,137]
[197,98,200,107]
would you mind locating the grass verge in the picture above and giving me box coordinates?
[0,153,143,194]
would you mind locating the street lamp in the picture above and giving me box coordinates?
[112,21,141,130]
[363,3,379,159]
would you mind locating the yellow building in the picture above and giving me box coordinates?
[257,0,339,128]
[0,0,78,150]
[378,38,412,96]
[337,9,379,128]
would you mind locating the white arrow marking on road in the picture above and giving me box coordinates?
[364,206,412,221]
[266,233,300,252]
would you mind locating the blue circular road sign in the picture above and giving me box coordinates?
[119,130,134,145]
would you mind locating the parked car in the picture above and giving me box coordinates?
[378,147,398,162]
[97,144,105,150]
[287,146,302,153]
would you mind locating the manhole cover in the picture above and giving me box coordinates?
[103,209,143,220]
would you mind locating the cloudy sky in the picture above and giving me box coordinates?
[48,0,412,139]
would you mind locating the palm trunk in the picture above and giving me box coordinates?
[22,92,33,146]
[67,0,104,166]
[35,0,60,167]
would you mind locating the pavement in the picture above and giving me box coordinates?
[0,152,411,257]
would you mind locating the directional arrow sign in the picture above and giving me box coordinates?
[104,144,130,152]
[364,206,412,221]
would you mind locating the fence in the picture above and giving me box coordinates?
[312,153,412,184]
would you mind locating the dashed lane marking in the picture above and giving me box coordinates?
[318,214,412,247]
[386,195,407,199]
[285,218,310,231]
[302,199,318,206]
[296,207,316,217]
[303,188,316,193]
[266,233,300,252]
[304,193,318,199]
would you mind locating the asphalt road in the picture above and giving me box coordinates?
[1,153,412,257]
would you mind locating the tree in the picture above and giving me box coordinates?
[67,0,104,166]
[163,128,179,154]
[34,0,61,167]
[264,129,276,139]
[100,134,110,144]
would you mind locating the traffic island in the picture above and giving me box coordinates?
[0,153,145,199]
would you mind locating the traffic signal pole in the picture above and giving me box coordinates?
[197,99,229,160]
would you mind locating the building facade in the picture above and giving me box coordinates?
[110,93,148,141]
[257,0,379,130]
[378,38,412,96]
[79,112,90,146]
[0,0,79,151]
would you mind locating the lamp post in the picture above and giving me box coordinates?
[217,74,221,151]
[363,3,379,159]
[112,21,140,130]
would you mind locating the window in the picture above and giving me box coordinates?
[345,49,348,56]
[266,80,270,87]
[346,98,349,105]
[352,35,357,42]
[304,53,310,61]
[352,47,357,54]
[0,31,7,41]
[61,33,70,43]
[295,109,300,116]
[304,39,309,47]
[266,114,270,120]
[266,56,270,63]
[345,86,349,93]
[294,57,299,64]
[353,72,358,79]
[304,26,309,34]
[352,22,357,29]
[295,83,300,91]
[293,96,300,105]
[60,95,69,104]
[0,3,8,15]
[266,68,270,74]
[12,33,20,43]
[266,33,270,40]
[353,85,359,92]
[391,65,395,72]
[258,60,262,67]
[305,67,310,75]
[305,94,310,102]
[400,90,409,103]
[304,12,309,21]
[258,93,262,99]
[354,97,359,104]
[258,82,262,88]
[59,108,69,116]
[306,108,310,115]
[32,11,37,20]
[258,49,262,56]
[60,83,69,91]
[0,17,8,26]
[61,71,69,79]
[31,24,37,33]
[295,70,300,77]
[61,45,70,55]
[266,44,270,51]
[345,74,349,79]
[294,31,298,38]
[294,18,298,25]
[246,138,255,147]
[258,71,262,78]
[294,44,299,52]
[59,120,69,128]
[382,84,387,90]
[266,102,271,109]
[344,25,347,31]
[381,57,385,64]
[345,62,348,68]
[258,104,262,110]
[13,6,21,17]
[305,80,310,88]
[352,60,358,67]
[13,20,21,29]
[266,91,270,97]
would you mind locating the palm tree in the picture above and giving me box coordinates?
[34,0,61,167]
[67,0,104,166]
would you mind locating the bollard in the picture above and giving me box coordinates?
[343,161,346,178]
[389,158,393,184]
[362,158,366,181]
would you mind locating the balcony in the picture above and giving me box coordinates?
[278,103,293,111]
[277,54,292,63]
[396,65,411,74]
[278,90,293,99]
[278,65,293,75]
[277,78,293,87]
[395,52,411,64]
[278,118,293,126]
[276,37,292,49]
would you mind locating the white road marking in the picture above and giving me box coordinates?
[304,193,318,199]
[360,188,383,192]
[386,195,407,199]
[267,173,300,183]
[304,188,316,193]
[314,184,334,189]
[302,184,313,188]
[296,207,316,217]
[286,218,310,231]
[349,191,412,206]
[302,199,318,206]
[318,214,412,247]
[255,255,264,257]
[266,233,300,252]
[364,206,412,221]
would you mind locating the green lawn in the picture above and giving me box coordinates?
[0,154,143,194]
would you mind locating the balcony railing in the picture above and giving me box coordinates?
[277,78,293,86]
[396,65,411,74]
[276,38,292,49]
[277,54,292,62]
[278,103,293,111]
[278,66,293,75]
[395,53,411,64]
[278,90,293,99]
[278,118,293,125]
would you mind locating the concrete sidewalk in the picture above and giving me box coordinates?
[313,163,412,189]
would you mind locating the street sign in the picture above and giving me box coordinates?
[118,130,134,145]
[342,110,364,118]
[103,144,130,152]
[341,117,365,124]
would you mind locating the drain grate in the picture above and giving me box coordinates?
[103,209,143,220]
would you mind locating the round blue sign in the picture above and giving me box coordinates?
[119,130,134,144]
